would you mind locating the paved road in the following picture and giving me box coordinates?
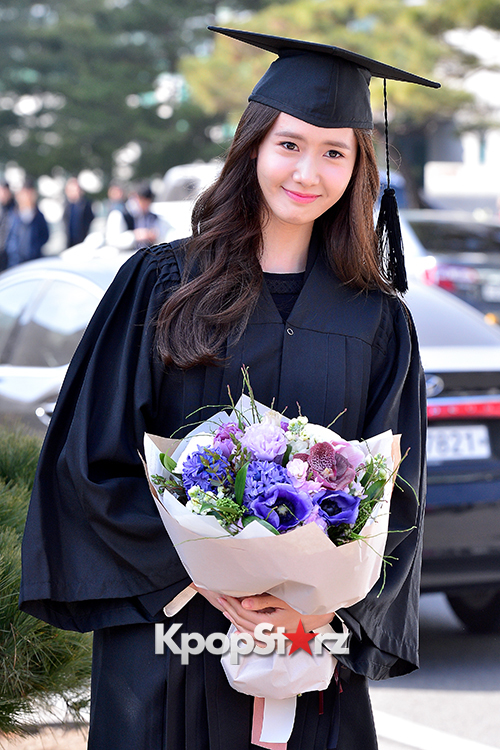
[370,592,500,750]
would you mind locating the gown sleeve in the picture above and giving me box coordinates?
[19,245,191,632]
[336,296,427,680]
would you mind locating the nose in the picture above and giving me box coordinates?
[292,154,320,187]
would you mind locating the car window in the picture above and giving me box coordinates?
[0,279,42,360]
[406,282,500,347]
[8,279,101,367]
[409,221,500,255]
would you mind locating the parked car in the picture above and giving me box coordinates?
[2,227,500,633]
[402,208,500,324]
[0,249,131,433]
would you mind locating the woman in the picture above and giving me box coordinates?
[21,28,436,750]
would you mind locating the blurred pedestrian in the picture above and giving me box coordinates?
[105,182,169,250]
[5,178,49,267]
[0,180,16,271]
[105,181,134,233]
[63,176,95,248]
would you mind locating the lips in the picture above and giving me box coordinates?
[282,187,320,204]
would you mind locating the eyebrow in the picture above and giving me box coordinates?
[273,130,353,150]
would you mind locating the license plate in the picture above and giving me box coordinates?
[427,424,491,462]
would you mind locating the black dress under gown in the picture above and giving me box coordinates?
[20,235,427,749]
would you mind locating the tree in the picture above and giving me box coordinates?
[0,427,92,735]
[0,0,276,180]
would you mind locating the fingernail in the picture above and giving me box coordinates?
[242,599,252,609]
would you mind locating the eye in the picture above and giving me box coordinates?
[279,141,298,151]
[326,149,343,159]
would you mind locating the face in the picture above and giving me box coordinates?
[65,178,82,202]
[137,195,152,213]
[16,187,37,211]
[256,112,357,233]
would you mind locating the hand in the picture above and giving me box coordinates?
[190,584,229,613]
[219,593,334,637]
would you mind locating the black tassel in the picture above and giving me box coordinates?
[378,78,408,294]
[376,186,408,294]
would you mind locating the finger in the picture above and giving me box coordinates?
[222,609,259,635]
[223,599,279,631]
[223,597,261,624]
[240,594,288,612]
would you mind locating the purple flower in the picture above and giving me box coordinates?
[240,422,287,461]
[182,448,233,493]
[213,422,244,458]
[303,504,328,532]
[247,484,314,532]
[316,489,360,526]
[244,460,291,503]
[308,442,356,490]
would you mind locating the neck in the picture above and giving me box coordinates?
[260,221,313,273]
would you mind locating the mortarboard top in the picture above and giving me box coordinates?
[208,26,440,130]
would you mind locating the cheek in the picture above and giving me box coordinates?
[257,158,280,192]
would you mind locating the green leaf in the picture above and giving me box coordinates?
[242,515,279,534]
[365,479,387,502]
[282,444,292,465]
[234,462,250,505]
[159,453,177,473]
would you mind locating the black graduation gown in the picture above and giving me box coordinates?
[20,239,426,750]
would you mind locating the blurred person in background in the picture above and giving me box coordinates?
[63,176,95,249]
[5,178,49,268]
[105,181,169,250]
[105,181,135,232]
[0,180,16,271]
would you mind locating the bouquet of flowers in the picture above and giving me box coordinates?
[152,404,394,547]
[143,390,401,617]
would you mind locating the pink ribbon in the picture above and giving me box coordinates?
[251,697,288,750]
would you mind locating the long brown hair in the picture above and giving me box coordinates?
[156,101,386,370]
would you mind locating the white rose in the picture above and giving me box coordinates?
[303,423,343,444]
[262,409,284,427]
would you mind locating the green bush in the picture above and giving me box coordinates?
[0,428,92,735]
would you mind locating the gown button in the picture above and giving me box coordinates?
[286,327,294,335]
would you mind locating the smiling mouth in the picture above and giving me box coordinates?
[282,188,320,204]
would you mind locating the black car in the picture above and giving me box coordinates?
[2,248,500,633]
[402,208,500,324]
[406,281,500,633]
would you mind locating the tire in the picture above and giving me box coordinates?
[447,588,500,634]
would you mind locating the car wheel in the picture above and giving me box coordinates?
[446,588,500,634]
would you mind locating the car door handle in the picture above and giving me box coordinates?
[35,402,57,426]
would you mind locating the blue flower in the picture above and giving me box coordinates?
[243,460,291,503]
[317,489,360,526]
[246,483,314,532]
[182,448,233,494]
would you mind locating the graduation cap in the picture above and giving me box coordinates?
[208,26,441,293]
